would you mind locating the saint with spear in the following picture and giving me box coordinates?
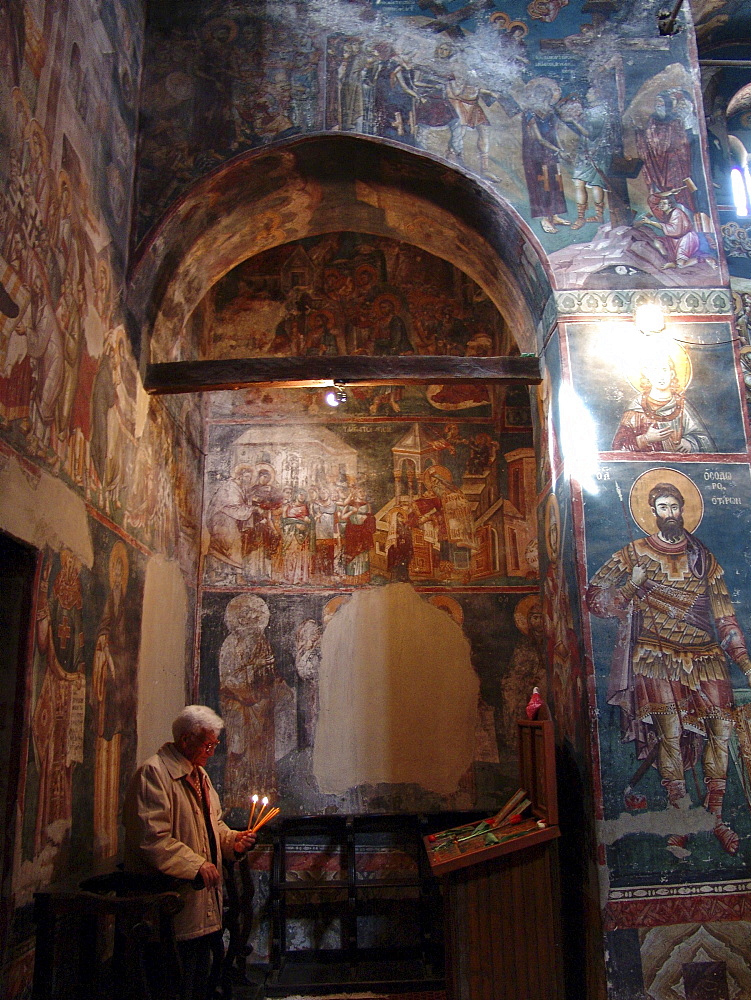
[587,469,751,857]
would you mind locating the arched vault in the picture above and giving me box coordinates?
[128,135,552,392]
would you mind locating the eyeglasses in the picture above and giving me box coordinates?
[201,740,220,751]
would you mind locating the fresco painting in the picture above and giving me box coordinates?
[198,232,509,359]
[203,413,535,589]
[567,321,747,456]
[1,0,750,996]
[210,383,497,421]
[199,586,542,821]
[136,0,720,292]
[584,462,751,883]
[0,1,203,574]
[16,523,144,906]
[0,5,204,989]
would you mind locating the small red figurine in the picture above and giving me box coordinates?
[525,686,543,720]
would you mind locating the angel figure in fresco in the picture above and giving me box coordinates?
[219,595,276,807]
[587,471,751,857]
[92,542,136,860]
[542,494,582,746]
[612,344,715,454]
[31,549,86,857]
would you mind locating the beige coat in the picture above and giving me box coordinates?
[123,742,239,941]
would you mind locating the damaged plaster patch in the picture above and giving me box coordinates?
[0,453,93,566]
[598,805,716,845]
[314,583,478,795]
[137,556,190,762]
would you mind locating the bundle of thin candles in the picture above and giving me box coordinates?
[246,794,280,833]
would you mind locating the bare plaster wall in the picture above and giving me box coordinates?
[137,556,190,762]
[314,583,478,795]
[0,454,92,568]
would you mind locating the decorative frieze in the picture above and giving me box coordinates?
[554,288,733,318]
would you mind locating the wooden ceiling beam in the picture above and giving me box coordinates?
[144,355,541,395]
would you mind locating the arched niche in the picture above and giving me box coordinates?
[127,134,555,367]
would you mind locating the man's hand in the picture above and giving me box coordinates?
[233,830,257,855]
[198,862,221,888]
[631,564,647,588]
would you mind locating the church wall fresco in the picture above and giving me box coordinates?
[0,0,204,582]
[196,231,510,360]
[203,401,534,590]
[197,375,542,828]
[0,3,203,994]
[585,461,751,886]
[568,319,747,456]
[11,521,145,963]
[136,0,722,292]
[572,281,751,991]
[534,290,751,994]
[198,585,541,821]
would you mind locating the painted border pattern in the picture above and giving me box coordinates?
[604,892,751,930]
[554,288,733,317]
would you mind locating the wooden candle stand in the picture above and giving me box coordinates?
[424,710,563,1000]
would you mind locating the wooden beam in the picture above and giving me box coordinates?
[144,355,541,395]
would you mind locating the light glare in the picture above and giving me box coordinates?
[732,167,749,217]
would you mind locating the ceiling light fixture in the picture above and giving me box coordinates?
[324,384,347,407]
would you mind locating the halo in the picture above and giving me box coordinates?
[109,541,129,591]
[628,468,703,535]
[523,77,561,107]
[423,464,453,489]
[507,19,529,36]
[253,463,276,483]
[625,340,692,394]
[355,263,379,286]
[232,463,255,479]
[428,595,464,626]
[11,87,30,121]
[543,493,560,562]
[514,595,541,635]
[490,11,510,27]
[202,17,238,42]
[28,119,49,159]
[225,593,270,633]
[374,292,403,315]
[310,307,336,328]
[323,595,349,626]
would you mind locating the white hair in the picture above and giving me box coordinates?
[172,705,224,741]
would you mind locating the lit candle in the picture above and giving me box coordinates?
[247,794,259,831]
[253,796,269,830]
[252,806,279,833]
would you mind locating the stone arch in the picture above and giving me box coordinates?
[127,134,556,366]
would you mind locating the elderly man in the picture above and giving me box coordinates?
[124,705,256,1000]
